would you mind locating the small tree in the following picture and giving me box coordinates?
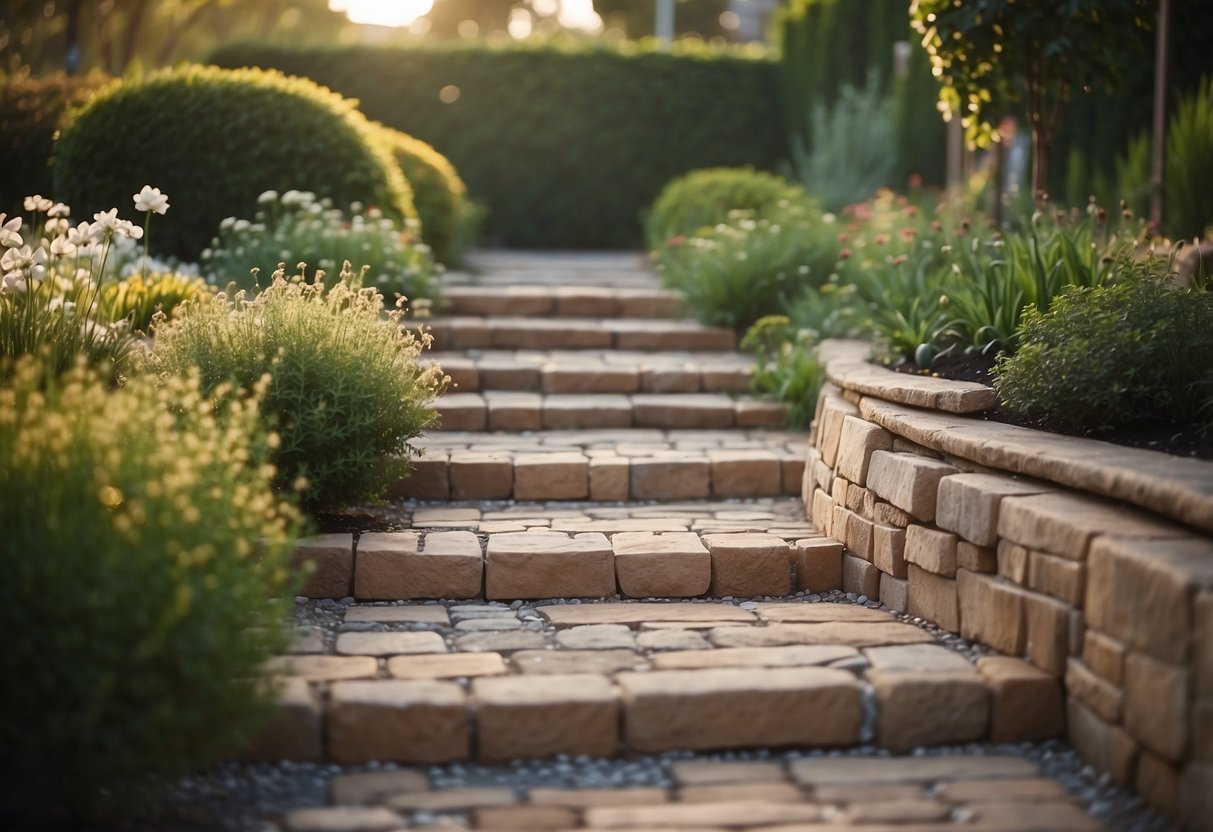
[910,0,1152,196]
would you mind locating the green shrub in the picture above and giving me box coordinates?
[740,314,825,429]
[200,189,437,301]
[148,264,446,511]
[381,126,477,266]
[1166,75,1213,241]
[654,200,835,330]
[0,73,107,215]
[99,272,213,333]
[789,71,897,212]
[646,167,812,250]
[209,41,787,249]
[52,65,415,261]
[993,270,1213,432]
[0,356,300,821]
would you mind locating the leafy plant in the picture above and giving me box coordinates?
[380,125,478,266]
[654,201,836,330]
[53,64,415,260]
[741,314,825,428]
[0,356,300,822]
[993,267,1213,431]
[200,189,437,301]
[148,263,447,511]
[789,71,897,212]
[646,167,812,251]
[1166,75,1213,241]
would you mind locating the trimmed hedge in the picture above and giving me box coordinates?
[381,125,474,265]
[210,42,787,249]
[52,65,415,261]
[0,73,107,215]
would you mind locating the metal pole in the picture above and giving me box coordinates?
[656,0,674,49]
[1150,0,1171,233]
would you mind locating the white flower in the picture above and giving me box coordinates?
[68,221,96,246]
[116,219,143,240]
[49,235,76,257]
[258,190,279,204]
[1,245,48,281]
[93,209,120,232]
[48,297,76,315]
[1,273,27,292]
[44,217,69,237]
[47,202,70,218]
[133,185,170,215]
[233,219,251,233]
[23,195,53,213]
[0,215,22,248]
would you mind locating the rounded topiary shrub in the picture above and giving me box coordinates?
[645,166,813,250]
[381,125,476,266]
[0,357,300,822]
[52,65,416,261]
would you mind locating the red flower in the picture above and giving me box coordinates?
[667,235,687,248]
[838,248,853,260]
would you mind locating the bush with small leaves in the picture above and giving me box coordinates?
[148,263,447,511]
[993,268,1213,432]
[645,167,813,250]
[52,65,415,260]
[0,357,300,822]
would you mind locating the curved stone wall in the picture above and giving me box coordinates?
[805,340,1213,828]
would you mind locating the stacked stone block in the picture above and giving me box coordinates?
[805,377,1213,827]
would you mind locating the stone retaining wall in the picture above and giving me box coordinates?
[805,341,1213,829]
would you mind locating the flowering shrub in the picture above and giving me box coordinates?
[149,263,447,511]
[0,192,159,379]
[201,189,437,301]
[655,200,836,330]
[0,357,300,821]
[100,272,212,332]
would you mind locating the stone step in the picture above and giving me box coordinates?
[434,393,785,432]
[428,350,752,394]
[277,750,1103,831]
[439,285,684,319]
[251,598,1066,772]
[418,317,737,352]
[396,429,807,501]
[295,499,828,602]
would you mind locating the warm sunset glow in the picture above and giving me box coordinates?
[330,0,434,28]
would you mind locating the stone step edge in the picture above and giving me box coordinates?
[434,393,786,432]
[393,447,804,502]
[294,530,836,602]
[245,650,1061,767]
[416,318,737,353]
[428,357,751,395]
[438,285,684,319]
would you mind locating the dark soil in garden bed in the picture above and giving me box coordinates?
[890,355,1213,461]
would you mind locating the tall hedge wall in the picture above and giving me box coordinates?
[210,42,787,249]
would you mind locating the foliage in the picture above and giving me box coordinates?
[99,272,212,333]
[0,196,147,381]
[52,64,415,261]
[774,0,946,187]
[994,269,1213,432]
[741,314,825,429]
[209,41,786,249]
[789,72,897,212]
[0,356,300,821]
[380,126,478,266]
[910,0,1152,192]
[148,264,447,511]
[1166,75,1213,241]
[654,201,836,330]
[645,167,812,250]
[0,73,108,216]
[200,189,437,301]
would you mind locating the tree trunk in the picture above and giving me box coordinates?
[1030,121,1049,199]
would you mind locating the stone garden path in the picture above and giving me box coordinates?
[257,252,1128,831]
